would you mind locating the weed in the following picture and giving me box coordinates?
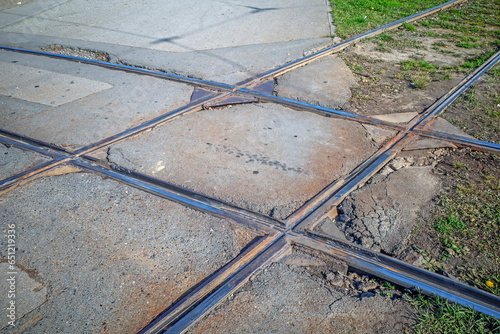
[434,214,466,235]
[411,72,431,88]
[401,60,436,72]
[394,72,406,80]
[377,33,394,42]
[453,161,466,169]
[383,281,396,290]
[402,22,416,32]
[461,268,500,296]
[422,31,439,37]
[401,60,418,70]
[456,42,475,49]
[419,61,435,71]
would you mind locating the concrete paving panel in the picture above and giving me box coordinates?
[0,143,50,180]
[100,103,379,220]
[0,54,194,148]
[1,0,331,52]
[0,61,112,106]
[0,172,256,333]
[275,55,357,110]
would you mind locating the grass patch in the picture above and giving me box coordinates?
[401,60,436,71]
[462,50,496,69]
[456,42,476,49]
[329,0,447,39]
[433,214,466,235]
[407,291,500,333]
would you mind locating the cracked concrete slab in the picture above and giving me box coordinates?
[275,55,356,110]
[0,51,194,148]
[95,103,379,220]
[0,143,50,180]
[335,166,441,254]
[0,172,257,333]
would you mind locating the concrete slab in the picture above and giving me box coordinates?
[373,112,418,124]
[1,0,331,52]
[404,138,457,151]
[337,166,441,254]
[0,52,194,148]
[275,55,356,109]
[430,117,476,139]
[0,143,50,180]
[0,61,112,106]
[0,172,257,333]
[362,124,398,146]
[95,103,379,220]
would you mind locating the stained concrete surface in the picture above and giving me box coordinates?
[97,103,379,220]
[0,51,194,149]
[0,172,257,333]
[0,144,49,181]
[275,55,356,110]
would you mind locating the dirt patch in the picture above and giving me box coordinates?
[340,0,499,118]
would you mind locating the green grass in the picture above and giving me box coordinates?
[402,21,416,31]
[407,291,500,334]
[329,0,447,39]
[462,50,496,69]
[433,214,466,235]
[456,42,476,49]
[401,60,436,71]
